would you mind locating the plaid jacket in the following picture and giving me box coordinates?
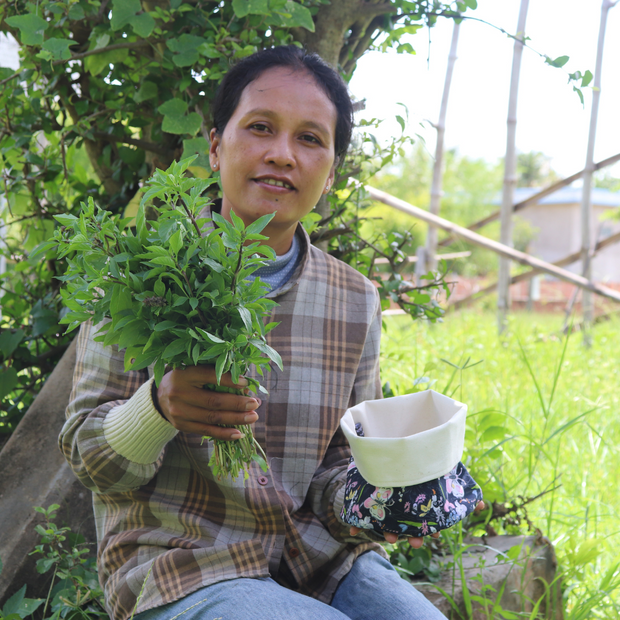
[60,218,384,620]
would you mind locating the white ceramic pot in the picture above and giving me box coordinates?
[340,390,467,487]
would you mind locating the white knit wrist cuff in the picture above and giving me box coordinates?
[102,378,178,464]
[333,483,347,525]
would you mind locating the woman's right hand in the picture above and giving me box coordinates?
[156,366,260,441]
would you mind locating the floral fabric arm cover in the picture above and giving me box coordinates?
[341,423,483,538]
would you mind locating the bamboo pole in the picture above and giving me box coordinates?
[364,184,620,304]
[497,0,529,333]
[436,152,620,248]
[425,21,460,272]
[450,229,620,310]
[579,0,618,346]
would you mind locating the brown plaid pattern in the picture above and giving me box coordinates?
[60,221,385,620]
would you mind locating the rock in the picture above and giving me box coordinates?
[415,534,563,619]
[0,339,96,605]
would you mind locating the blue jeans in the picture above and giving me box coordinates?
[134,551,445,620]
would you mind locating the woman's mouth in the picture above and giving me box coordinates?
[254,177,295,191]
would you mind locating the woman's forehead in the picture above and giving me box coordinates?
[236,66,337,126]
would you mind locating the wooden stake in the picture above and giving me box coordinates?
[497,0,529,333]
[580,0,618,346]
[364,184,620,304]
[436,152,620,248]
[426,20,460,272]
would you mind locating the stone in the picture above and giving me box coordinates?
[415,534,563,619]
[0,339,96,605]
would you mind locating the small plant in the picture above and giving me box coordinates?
[29,504,107,620]
[36,157,282,479]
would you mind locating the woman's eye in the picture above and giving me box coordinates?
[301,134,320,144]
[250,123,270,132]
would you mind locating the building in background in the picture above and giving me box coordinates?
[517,186,620,282]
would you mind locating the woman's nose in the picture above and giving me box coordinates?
[264,134,296,168]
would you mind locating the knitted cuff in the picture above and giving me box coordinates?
[102,378,178,464]
[332,483,347,525]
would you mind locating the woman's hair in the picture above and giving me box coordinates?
[211,45,353,162]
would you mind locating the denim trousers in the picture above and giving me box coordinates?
[134,551,446,620]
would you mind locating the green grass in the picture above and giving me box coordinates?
[381,310,620,617]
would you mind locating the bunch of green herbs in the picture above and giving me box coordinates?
[37,157,282,480]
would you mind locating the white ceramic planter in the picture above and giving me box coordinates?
[340,390,467,487]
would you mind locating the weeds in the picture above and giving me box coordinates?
[382,312,620,617]
[0,505,108,620]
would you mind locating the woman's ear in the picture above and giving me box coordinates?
[209,128,220,171]
[323,164,336,194]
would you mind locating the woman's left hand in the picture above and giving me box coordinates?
[348,526,439,548]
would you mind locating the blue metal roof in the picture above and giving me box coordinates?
[513,186,620,207]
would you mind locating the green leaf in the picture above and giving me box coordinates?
[0,329,24,359]
[162,113,202,135]
[68,4,86,19]
[158,98,188,117]
[135,80,158,103]
[154,358,166,386]
[150,256,177,268]
[110,285,133,315]
[480,425,507,444]
[232,0,270,18]
[215,351,229,384]
[84,47,129,75]
[238,306,252,331]
[53,213,79,226]
[244,212,276,236]
[154,320,178,331]
[546,55,569,68]
[6,14,48,46]
[250,339,283,370]
[110,0,141,31]
[182,137,211,169]
[281,1,315,32]
[169,230,183,256]
[163,339,187,358]
[42,38,74,61]
[167,34,205,67]
[0,367,19,400]
[130,12,155,38]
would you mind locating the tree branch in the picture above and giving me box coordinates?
[92,131,171,157]
[358,1,398,16]
[52,40,163,66]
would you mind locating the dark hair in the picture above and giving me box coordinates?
[211,46,353,162]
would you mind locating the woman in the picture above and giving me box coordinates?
[60,46,446,620]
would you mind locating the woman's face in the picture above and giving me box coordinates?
[209,66,338,254]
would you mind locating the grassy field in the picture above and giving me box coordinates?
[380,310,620,617]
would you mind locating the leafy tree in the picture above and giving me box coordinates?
[367,145,543,277]
[0,0,477,435]
[516,150,559,188]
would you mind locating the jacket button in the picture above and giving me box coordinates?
[289,547,300,558]
[258,476,269,486]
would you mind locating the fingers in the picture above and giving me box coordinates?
[474,500,486,515]
[156,366,261,437]
[349,526,439,548]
